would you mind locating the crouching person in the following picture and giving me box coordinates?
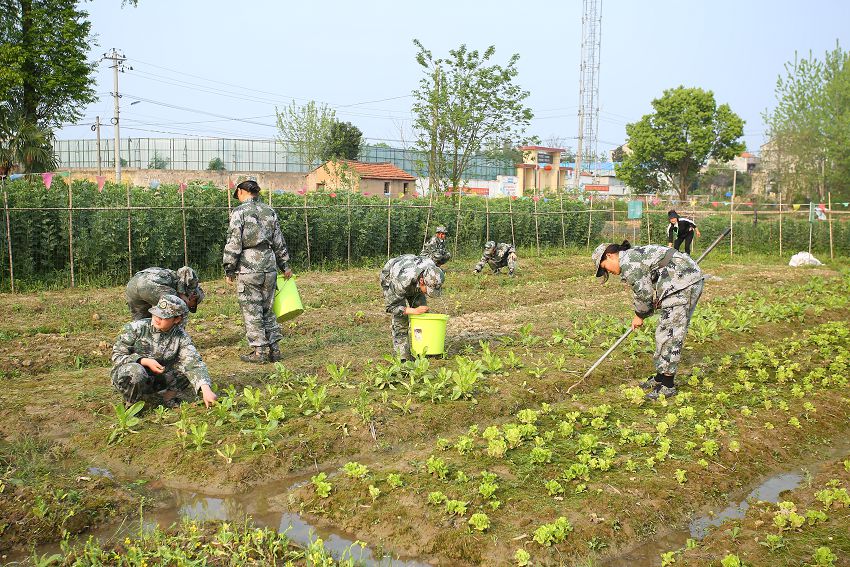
[473,241,518,276]
[380,254,445,361]
[111,295,217,409]
[420,225,452,267]
[592,241,704,400]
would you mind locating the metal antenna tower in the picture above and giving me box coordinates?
[574,0,602,190]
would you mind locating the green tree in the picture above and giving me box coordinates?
[764,43,850,201]
[0,0,97,128]
[0,104,57,176]
[275,100,336,169]
[412,40,533,193]
[322,120,362,161]
[616,86,745,200]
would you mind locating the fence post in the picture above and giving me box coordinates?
[611,198,616,242]
[386,190,392,259]
[180,187,189,266]
[423,190,434,248]
[303,193,311,270]
[346,191,352,269]
[508,195,516,246]
[126,182,133,276]
[67,181,75,287]
[485,196,490,242]
[559,189,566,247]
[828,192,834,260]
[645,195,651,244]
[730,170,736,257]
[453,190,462,258]
[808,201,813,255]
[586,194,593,249]
[3,190,14,293]
[778,192,783,256]
[533,194,541,256]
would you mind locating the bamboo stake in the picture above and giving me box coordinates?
[346,191,352,269]
[386,190,392,259]
[808,201,814,255]
[533,194,541,256]
[778,191,783,256]
[303,192,311,270]
[508,195,516,246]
[485,196,490,242]
[645,195,651,244]
[68,181,75,287]
[828,192,834,260]
[559,187,566,247]
[453,189,462,258]
[729,171,736,257]
[126,181,133,276]
[180,188,189,266]
[586,194,593,249]
[422,189,434,248]
[3,190,14,293]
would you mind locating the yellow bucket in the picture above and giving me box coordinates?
[272,275,304,322]
[409,313,449,356]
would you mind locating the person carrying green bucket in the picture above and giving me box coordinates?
[380,254,445,361]
[223,179,293,364]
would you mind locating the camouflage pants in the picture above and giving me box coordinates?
[111,363,194,406]
[390,293,427,360]
[237,272,282,348]
[477,252,518,274]
[654,280,704,375]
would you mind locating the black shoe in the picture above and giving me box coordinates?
[240,348,269,364]
[268,343,282,362]
[639,374,660,391]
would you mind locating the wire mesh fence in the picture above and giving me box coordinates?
[1,177,848,293]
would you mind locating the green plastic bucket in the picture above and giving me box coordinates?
[272,275,304,322]
[409,313,449,356]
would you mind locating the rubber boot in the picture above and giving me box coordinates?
[268,342,282,362]
[240,346,270,364]
[639,373,661,391]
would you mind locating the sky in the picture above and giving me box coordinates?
[58,0,850,156]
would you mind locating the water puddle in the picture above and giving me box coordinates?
[5,471,431,567]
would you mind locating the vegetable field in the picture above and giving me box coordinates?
[1,253,849,566]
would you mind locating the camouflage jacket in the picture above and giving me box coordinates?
[420,236,452,265]
[619,245,704,319]
[111,319,212,392]
[476,243,515,270]
[126,267,180,305]
[223,198,290,275]
[380,254,437,316]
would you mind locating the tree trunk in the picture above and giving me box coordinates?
[20,0,37,124]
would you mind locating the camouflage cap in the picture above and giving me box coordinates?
[176,266,200,295]
[421,265,445,298]
[591,243,612,283]
[484,240,496,252]
[435,226,448,234]
[149,294,189,319]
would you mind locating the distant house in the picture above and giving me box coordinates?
[305,160,416,197]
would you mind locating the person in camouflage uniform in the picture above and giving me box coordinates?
[420,226,452,266]
[592,240,704,399]
[380,254,445,360]
[125,266,205,324]
[223,179,293,364]
[111,295,217,409]
[474,241,517,276]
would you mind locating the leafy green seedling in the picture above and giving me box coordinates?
[108,401,145,445]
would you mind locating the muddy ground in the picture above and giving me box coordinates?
[1,252,849,565]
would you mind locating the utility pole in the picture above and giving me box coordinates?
[574,0,603,191]
[90,116,102,176]
[102,49,131,183]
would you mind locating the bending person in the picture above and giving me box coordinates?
[126,266,204,323]
[666,210,700,255]
[473,241,517,276]
[592,240,705,400]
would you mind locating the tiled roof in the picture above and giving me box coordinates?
[324,160,415,181]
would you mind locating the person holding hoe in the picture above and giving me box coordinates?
[125,265,205,325]
[380,254,445,361]
[420,225,452,267]
[592,240,705,400]
[223,179,293,364]
[666,210,701,255]
[111,295,217,409]
[473,241,518,276]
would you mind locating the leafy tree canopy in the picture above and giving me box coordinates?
[0,0,97,129]
[322,120,362,161]
[616,86,745,200]
[411,40,532,193]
